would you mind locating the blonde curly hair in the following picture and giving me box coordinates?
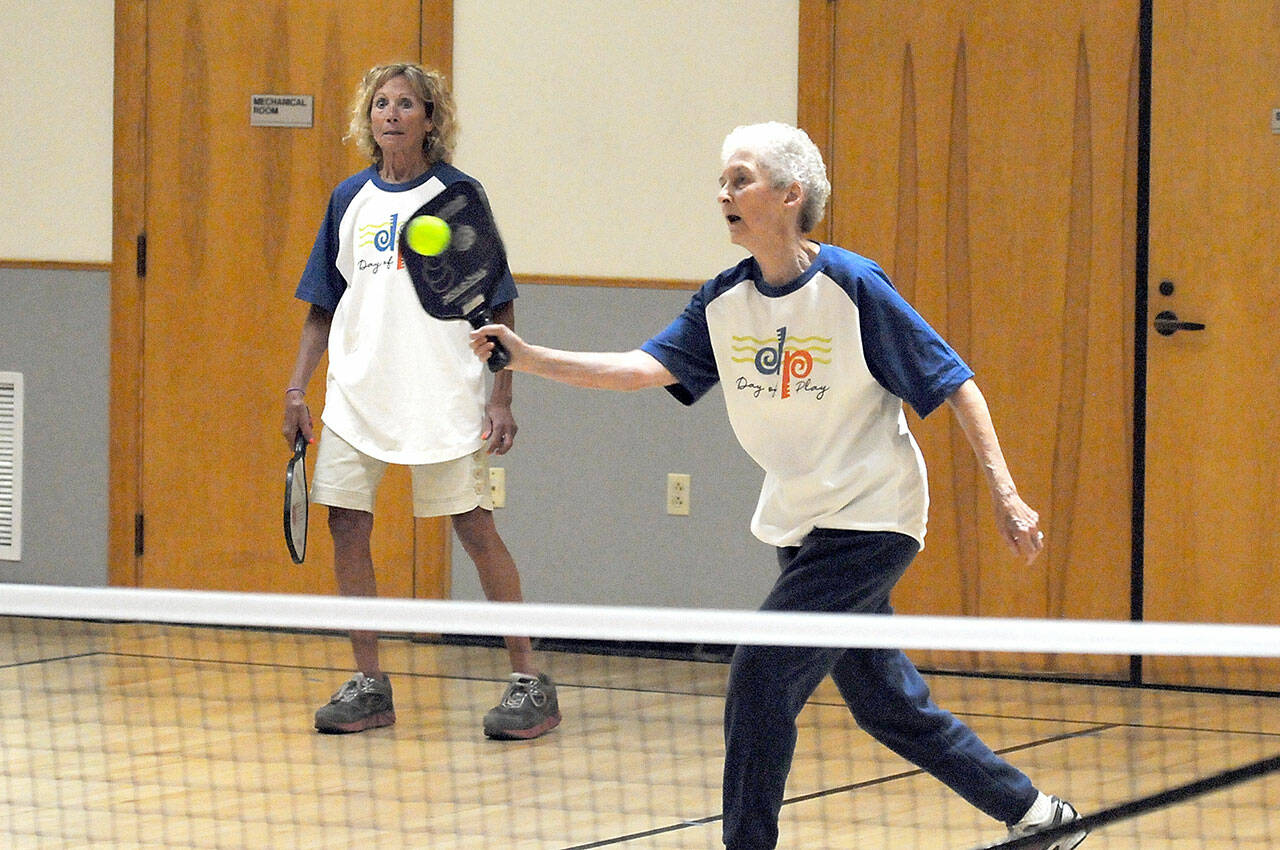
[346,63,458,167]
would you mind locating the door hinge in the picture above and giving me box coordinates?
[134,512,145,556]
[136,232,147,278]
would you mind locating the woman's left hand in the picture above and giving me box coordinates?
[483,400,517,455]
[996,494,1044,564]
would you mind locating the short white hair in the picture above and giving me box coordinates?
[721,122,830,233]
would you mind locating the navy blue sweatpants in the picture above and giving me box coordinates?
[721,529,1037,849]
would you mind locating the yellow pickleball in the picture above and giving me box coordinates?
[405,215,451,256]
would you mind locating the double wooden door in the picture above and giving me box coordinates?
[112,0,452,595]
[812,1,1278,682]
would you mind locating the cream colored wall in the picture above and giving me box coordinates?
[0,1,798,275]
[423,0,797,280]
[0,0,114,264]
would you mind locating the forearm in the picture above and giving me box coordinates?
[490,301,515,405]
[947,378,1044,562]
[282,304,330,442]
[287,304,332,391]
[946,379,1017,498]
[470,319,677,392]
[490,367,514,405]
[514,345,674,392]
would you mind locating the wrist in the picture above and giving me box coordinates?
[990,478,1017,500]
[285,386,306,397]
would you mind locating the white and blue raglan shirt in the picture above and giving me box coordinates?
[640,244,973,548]
[296,163,518,465]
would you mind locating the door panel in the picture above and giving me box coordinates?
[1145,1,1280,686]
[138,0,441,594]
[827,2,1137,675]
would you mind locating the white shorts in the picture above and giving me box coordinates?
[310,427,493,517]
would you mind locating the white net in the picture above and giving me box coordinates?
[0,585,1276,849]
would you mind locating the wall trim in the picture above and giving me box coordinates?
[0,261,111,272]
[516,275,701,292]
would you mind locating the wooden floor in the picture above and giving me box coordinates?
[0,616,1276,849]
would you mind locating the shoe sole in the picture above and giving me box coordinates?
[483,711,561,741]
[315,710,396,734]
[1060,831,1089,850]
[1023,829,1088,850]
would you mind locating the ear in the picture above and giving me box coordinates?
[783,181,805,208]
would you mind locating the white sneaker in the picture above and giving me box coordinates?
[1008,796,1087,850]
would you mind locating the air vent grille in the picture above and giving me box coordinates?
[0,372,24,561]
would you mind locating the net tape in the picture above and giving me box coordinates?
[2,583,1278,658]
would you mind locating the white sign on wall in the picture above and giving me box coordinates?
[250,94,314,128]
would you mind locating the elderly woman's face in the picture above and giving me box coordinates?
[370,75,432,162]
[718,151,795,251]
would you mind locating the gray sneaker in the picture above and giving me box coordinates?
[1008,797,1087,850]
[314,673,396,733]
[482,672,561,740]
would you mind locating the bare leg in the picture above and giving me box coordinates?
[328,506,381,676]
[451,506,535,674]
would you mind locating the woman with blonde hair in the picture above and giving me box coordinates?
[283,62,558,741]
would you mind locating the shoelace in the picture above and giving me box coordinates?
[500,678,544,709]
[331,675,380,703]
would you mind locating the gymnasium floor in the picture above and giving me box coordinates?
[1,617,1276,848]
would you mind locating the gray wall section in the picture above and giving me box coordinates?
[450,283,778,610]
[0,271,774,608]
[0,269,110,586]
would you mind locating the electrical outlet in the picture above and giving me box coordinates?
[489,467,506,508]
[666,473,690,516]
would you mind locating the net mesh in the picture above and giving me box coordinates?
[0,585,1276,849]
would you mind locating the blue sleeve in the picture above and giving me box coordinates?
[640,283,720,407]
[855,265,973,417]
[293,168,518,313]
[466,174,518,310]
[491,269,518,310]
[295,176,364,313]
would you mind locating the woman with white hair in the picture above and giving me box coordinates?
[471,122,1083,850]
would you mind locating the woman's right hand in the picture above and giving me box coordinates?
[469,323,525,368]
[282,389,313,446]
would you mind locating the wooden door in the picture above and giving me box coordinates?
[816,2,1139,675]
[1144,1,1280,686]
[120,0,452,595]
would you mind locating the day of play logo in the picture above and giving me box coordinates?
[731,326,832,399]
[356,214,405,274]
